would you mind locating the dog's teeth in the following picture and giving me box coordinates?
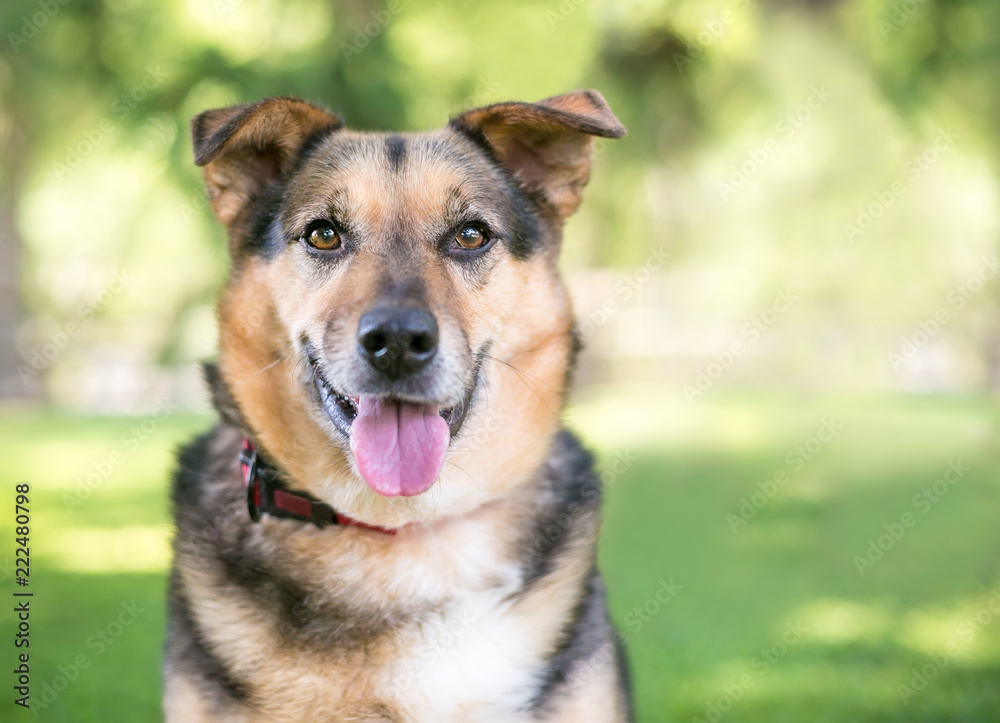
[317,379,333,404]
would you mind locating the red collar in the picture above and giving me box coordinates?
[239,438,396,535]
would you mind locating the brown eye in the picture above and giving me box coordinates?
[455,224,488,250]
[304,222,340,250]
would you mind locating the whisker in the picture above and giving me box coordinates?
[483,353,554,390]
[482,353,559,418]
[253,352,289,377]
[501,332,574,357]
[445,459,481,491]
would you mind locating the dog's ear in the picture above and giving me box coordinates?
[191,97,342,227]
[452,90,625,220]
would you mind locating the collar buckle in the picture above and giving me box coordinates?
[240,438,263,522]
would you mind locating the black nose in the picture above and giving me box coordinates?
[357,306,438,380]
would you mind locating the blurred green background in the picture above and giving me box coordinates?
[1,0,999,721]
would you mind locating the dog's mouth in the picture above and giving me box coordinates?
[309,362,474,440]
[305,346,481,498]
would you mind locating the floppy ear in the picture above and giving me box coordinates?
[191,97,342,227]
[452,90,625,220]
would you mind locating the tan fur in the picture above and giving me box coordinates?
[167,93,628,722]
[453,91,624,219]
[168,508,600,722]
[171,488,596,720]
[195,99,341,228]
[215,128,575,530]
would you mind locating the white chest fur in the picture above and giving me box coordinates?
[384,567,547,722]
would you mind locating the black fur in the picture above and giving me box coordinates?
[192,97,342,168]
[612,629,635,720]
[239,126,342,261]
[167,420,629,713]
[294,125,342,170]
[167,571,251,706]
[242,184,286,260]
[516,432,632,716]
[241,129,546,265]
[521,430,602,589]
[562,323,585,405]
[170,425,416,659]
[191,104,251,167]
[504,181,545,260]
[385,134,406,170]
[446,124,545,260]
[166,430,251,709]
[201,361,247,432]
[172,92,630,719]
[531,569,633,721]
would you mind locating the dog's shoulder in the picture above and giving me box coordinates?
[170,420,244,528]
[520,428,603,585]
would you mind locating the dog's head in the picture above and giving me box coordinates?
[193,92,623,527]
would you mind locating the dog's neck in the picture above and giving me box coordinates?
[203,361,397,534]
[203,360,253,434]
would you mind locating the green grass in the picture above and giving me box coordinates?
[1,390,998,721]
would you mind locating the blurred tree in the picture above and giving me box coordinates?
[1,0,996,402]
[0,93,27,397]
[0,0,412,400]
[838,0,1000,386]
[0,0,706,404]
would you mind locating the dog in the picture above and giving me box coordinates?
[164,90,630,722]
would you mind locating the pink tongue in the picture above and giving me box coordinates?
[349,397,450,497]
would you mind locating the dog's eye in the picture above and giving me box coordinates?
[303,221,341,251]
[455,224,489,250]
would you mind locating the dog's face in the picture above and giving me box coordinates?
[193,93,623,527]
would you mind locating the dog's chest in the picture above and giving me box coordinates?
[380,582,548,721]
[251,524,554,721]
[251,590,547,722]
